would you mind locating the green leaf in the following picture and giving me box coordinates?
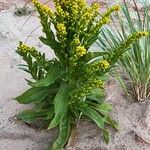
[18,108,54,124]
[39,37,65,64]
[32,66,63,87]
[102,129,111,144]
[46,109,55,120]
[39,36,61,52]
[51,115,71,150]
[18,110,38,123]
[95,103,113,115]
[98,75,108,82]
[15,87,51,104]
[103,116,119,130]
[87,88,105,103]
[48,83,70,129]
[78,106,104,129]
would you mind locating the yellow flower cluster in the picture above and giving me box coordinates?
[90,78,104,89]
[130,31,148,39]
[74,78,104,99]
[71,37,80,46]
[121,31,148,50]
[96,17,110,30]
[57,23,67,39]
[32,0,55,19]
[77,0,86,8]
[64,0,87,20]
[86,60,109,75]
[108,32,148,63]
[91,2,100,11]
[75,46,87,57]
[55,3,68,18]
[93,5,120,33]
[70,45,87,65]
[17,42,36,53]
[79,2,100,32]
[113,5,121,11]
[80,78,104,91]
[99,60,109,69]
[71,4,79,16]
[104,5,120,17]
[83,11,92,20]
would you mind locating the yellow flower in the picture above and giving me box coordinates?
[71,37,80,46]
[113,5,121,11]
[83,11,92,20]
[104,4,120,17]
[119,31,149,50]
[134,31,148,38]
[18,42,36,53]
[57,23,67,36]
[76,46,87,57]
[99,60,109,69]
[32,0,55,19]
[91,2,100,11]
[77,0,86,8]
[92,5,120,34]
[56,5,64,15]
[32,0,37,3]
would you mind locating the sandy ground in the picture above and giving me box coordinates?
[0,0,150,150]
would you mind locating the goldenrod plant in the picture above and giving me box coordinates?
[97,0,150,101]
[15,0,147,149]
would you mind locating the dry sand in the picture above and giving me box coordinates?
[0,0,150,150]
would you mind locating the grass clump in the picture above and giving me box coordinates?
[97,0,149,101]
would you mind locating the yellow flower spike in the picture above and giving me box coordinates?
[103,4,120,18]
[18,42,36,53]
[32,0,55,19]
[125,31,148,46]
[92,4,120,34]
[137,31,149,37]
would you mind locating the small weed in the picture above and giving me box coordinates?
[14,5,32,16]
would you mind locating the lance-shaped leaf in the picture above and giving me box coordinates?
[51,115,71,150]
[103,115,119,130]
[78,106,104,129]
[18,110,39,123]
[32,66,64,87]
[102,129,111,144]
[39,37,61,52]
[18,108,54,124]
[15,86,51,104]
[94,103,113,115]
[39,37,65,63]
[48,83,70,129]
[87,88,106,103]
